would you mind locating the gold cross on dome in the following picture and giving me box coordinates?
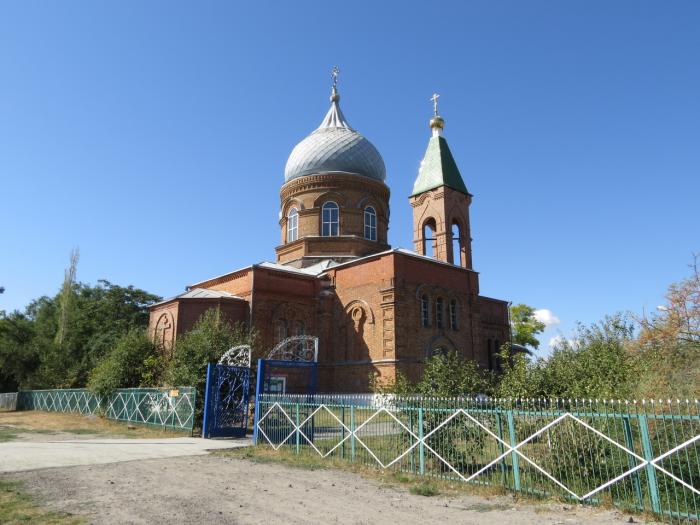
[430,93,440,116]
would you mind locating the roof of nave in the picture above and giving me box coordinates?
[151,287,245,307]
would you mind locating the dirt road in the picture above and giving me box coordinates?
[5,454,661,525]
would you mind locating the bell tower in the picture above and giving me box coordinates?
[410,94,473,269]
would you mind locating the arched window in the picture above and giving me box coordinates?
[449,299,458,330]
[423,218,436,257]
[420,295,430,327]
[287,207,298,242]
[451,221,462,266]
[436,297,444,329]
[364,206,377,241]
[275,319,287,343]
[321,201,339,236]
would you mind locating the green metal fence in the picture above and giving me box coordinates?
[17,387,196,432]
[255,394,700,521]
[0,392,18,411]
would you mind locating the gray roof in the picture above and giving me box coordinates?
[284,96,386,183]
[152,287,244,307]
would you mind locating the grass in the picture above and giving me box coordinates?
[0,411,190,441]
[0,428,19,443]
[409,481,440,497]
[0,480,83,525]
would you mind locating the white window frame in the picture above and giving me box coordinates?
[321,201,339,237]
[364,206,377,241]
[287,207,299,242]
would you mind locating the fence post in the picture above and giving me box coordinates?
[638,414,661,514]
[340,406,345,459]
[201,363,213,439]
[622,416,644,510]
[350,405,356,461]
[253,359,265,445]
[507,410,521,491]
[418,407,425,476]
[496,412,507,486]
[295,402,300,454]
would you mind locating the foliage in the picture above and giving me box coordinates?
[635,254,700,398]
[368,370,414,395]
[87,329,160,396]
[0,280,161,391]
[510,303,545,350]
[166,308,255,421]
[417,351,494,397]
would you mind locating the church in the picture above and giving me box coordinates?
[148,72,511,392]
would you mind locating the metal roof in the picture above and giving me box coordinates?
[151,287,244,307]
[411,135,468,197]
[284,95,386,183]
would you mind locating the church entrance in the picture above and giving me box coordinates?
[253,336,319,445]
[202,346,252,439]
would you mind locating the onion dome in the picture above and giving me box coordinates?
[284,79,386,183]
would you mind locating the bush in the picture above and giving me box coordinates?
[87,329,159,396]
[166,308,255,424]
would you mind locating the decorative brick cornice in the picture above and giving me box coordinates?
[280,173,390,202]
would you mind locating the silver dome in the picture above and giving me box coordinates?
[284,98,386,183]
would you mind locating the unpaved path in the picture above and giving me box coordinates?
[5,454,661,525]
[0,437,248,472]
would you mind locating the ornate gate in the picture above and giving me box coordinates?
[253,336,319,444]
[202,346,251,438]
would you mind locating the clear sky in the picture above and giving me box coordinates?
[1,1,698,354]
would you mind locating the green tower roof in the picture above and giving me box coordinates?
[411,135,469,197]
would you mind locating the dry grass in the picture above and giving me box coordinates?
[0,411,190,440]
[0,480,84,525]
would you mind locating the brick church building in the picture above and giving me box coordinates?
[149,78,510,392]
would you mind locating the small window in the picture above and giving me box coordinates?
[364,206,377,241]
[321,202,339,236]
[421,295,430,327]
[436,297,444,329]
[287,208,298,242]
[295,321,305,336]
[449,299,458,330]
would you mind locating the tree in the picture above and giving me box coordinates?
[166,308,255,423]
[417,351,494,397]
[88,329,160,396]
[0,280,161,390]
[635,254,700,398]
[510,303,545,350]
[55,248,79,346]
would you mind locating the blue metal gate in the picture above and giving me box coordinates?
[202,363,250,438]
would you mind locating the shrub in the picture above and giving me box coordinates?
[165,308,255,424]
[87,329,158,396]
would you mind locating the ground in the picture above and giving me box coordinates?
[0,412,664,524]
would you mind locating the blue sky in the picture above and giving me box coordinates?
[1,1,698,354]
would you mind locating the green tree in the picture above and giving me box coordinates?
[88,329,160,396]
[510,303,545,350]
[166,308,255,422]
[417,351,494,397]
[0,280,161,390]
